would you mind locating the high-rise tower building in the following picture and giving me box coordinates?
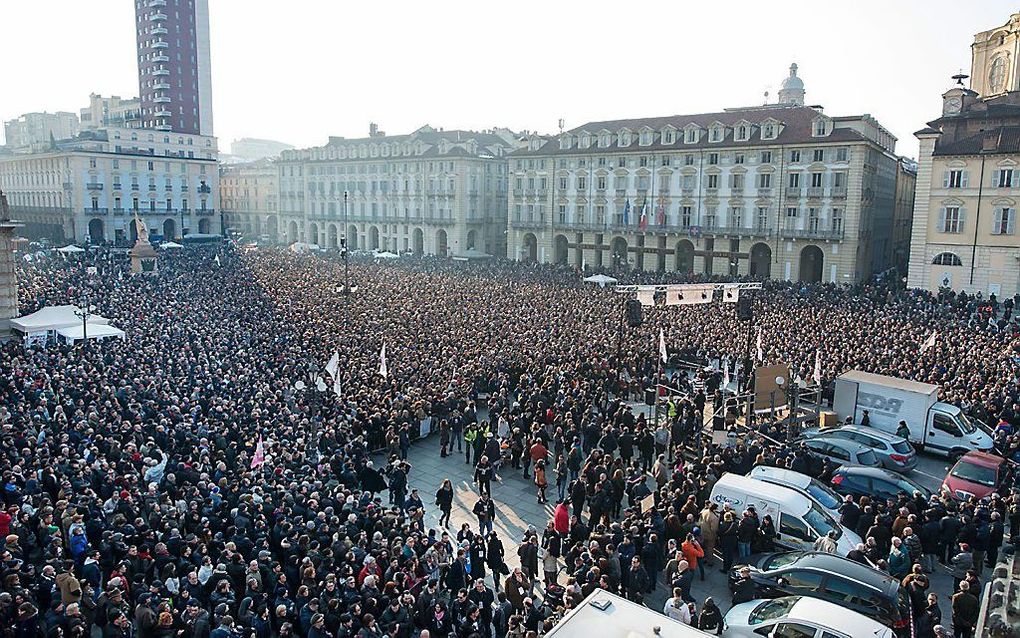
[135,0,214,136]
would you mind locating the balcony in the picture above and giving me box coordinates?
[195,209,215,216]
[148,0,166,6]
[152,68,170,76]
[153,82,170,90]
[197,184,212,194]
[757,187,774,198]
[423,216,453,226]
[151,26,168,35]
[154,108,172,117]
[730,185,744,194]
[615,189,627,198]
[151,40,168,49]
[153,96,171,103]
[154,123,173,131]
[86,182,104,191]
[113,208,126,215]
[681,187,694,196]
[511,218,545,230]
[152,54,169,63]
[780,227,844,241]
[705,187,719,197]
[84,208,109,216]
[131,184,140,191]
[112,183,123,190]
[831,187,847,198]
[150,12,167,20]
[806,187,825,198]
[785,187,802,199]
[704,225,773,238]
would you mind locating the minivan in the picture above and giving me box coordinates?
[709,473,858,555]
[749,465,845,518]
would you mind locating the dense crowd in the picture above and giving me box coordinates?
[0,246,1017,638]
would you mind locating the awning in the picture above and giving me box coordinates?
[11,305,111,335]
[583,274,618,287]
[56,323,125,344]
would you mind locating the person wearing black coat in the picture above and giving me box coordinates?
[625,557,649,604]
[435,480,454,528]
[697,597,724,635]
[446,553,468,592]
[717,514,738,573]
[569,480,586,520]
[358,463,387,495]
[486,533,507,589]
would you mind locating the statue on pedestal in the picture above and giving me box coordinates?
[129,212,158,275]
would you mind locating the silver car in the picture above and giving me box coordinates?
[804,425,916,471]
[802,436,881,468]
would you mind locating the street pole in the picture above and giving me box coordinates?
[343,190,350,295]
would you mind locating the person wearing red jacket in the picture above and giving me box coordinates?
[552,501,569,535]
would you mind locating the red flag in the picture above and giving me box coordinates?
[251,434,265,469]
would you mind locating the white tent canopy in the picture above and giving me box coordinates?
[56,323,125,344]
[159,241,183,249]
[583,273,619,288]
[372,251,400,259]
[288,242,320,253]
[57,245,86,254]
[11,305,111,336]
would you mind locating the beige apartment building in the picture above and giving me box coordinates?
[908,13,1020,298]
[219,159,279,241]
[277,124,516,257]
[507,65,907,283]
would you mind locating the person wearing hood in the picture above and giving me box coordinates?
[697,597,724,635]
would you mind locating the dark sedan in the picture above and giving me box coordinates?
[830,466,933,503]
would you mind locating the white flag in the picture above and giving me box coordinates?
[333,370,343,398]
[324,351,340,380]
[214,254,221,266]
[378,344,388,378]
[659,328,668,364]
[756,328,764,363]
[813,349,822,385]
[723,357,731,389]
[920,332,936,352]
[251,434,265,469]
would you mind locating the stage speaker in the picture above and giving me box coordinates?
[736,295,753,322]
[626,299,643,327]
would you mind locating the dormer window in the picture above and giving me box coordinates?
[560,136,572,150]
[812,118,830,137]
[762,123,776,140]
[639,130,652,146]
[735,124,749,141]
[619,131,632,147]
[663,130,675,144]
[684,127,699,144]
[709,125,724,142]
[580,134,591,148]
[600,133,611,148]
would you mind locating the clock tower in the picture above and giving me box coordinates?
[941,75,978,116]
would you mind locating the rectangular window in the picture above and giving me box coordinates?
[708,153,719,165]
[790,150,801,163]
[681,206,693,227]
[942,205,958,232]
[559,177,567,190]
[832,172,846,188]
[813,149,824,162]
[731,173,745,189]
[577,177,586,190]
[595,205,605,225]
[756,207,769,230]
[557,204,567,223]
[639,156,648,167]
[661,155,671,166]
[734,153,745,164]
[618,157,627,168]
[836,147,849,162]
[808,207,820,231]
[729,206,743,227]
[705,207,717,228]
[788,173,800,188]
[811,172,824,187]
[832,208,843,232]
[760,150,773,164]
[682,175,695,190]
[998,168,1014,188]
[992,207,1015,234]
[757,173,772,188]
[684,154,695,166]
[946,170,966,188]
[786,206,799,218]
[597,176,606,190]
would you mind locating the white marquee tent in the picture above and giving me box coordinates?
[11,305,111,340]
[57,245,86,254]
[56,323,126,344]
[159,241,184,249]
[583,273,619,288]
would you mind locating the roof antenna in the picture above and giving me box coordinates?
[558,118,565,134]
[951,70,969,86]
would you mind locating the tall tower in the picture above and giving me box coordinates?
[778,63,806,106]
[135,0,214,135]
[0,190,22,340]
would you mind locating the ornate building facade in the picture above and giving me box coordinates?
[219,159,279,241]
[276,125,516,257]
[507,66,904,283]
[908,13,1020,298]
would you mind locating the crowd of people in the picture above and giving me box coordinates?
[0,245,1016,638]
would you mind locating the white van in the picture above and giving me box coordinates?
[710,473,858,555]
[749,466,844,517]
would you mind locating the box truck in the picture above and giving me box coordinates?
[832,370,993,459]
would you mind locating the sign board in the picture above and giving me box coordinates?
[641,494,655,514]
[754,363,791,413]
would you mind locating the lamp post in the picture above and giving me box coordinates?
[73,303,96,343]
[294,362,327,463]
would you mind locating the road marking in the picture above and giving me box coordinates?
[913,469,945,483]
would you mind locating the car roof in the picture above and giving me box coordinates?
[824,425,903,443]
[959,451,1006,468]
[806,437,870,453]
[784,596,893,635]
[712,473,813,512]
[773,552,899,595]
[749,466,811,489]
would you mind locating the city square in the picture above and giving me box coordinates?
[1,3,1019,638]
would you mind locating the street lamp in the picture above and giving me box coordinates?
[73,303,97,343]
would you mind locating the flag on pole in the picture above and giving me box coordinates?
[623,200,631,225]
[324,351,340,380]
[659,328,668,364]
[920,332,936,352]
[639,204,648,230]
[656,200,666,226]
[214,254,221,266]
[332,370,343,398]
[812,349,822,385]
[378,344,388,378]
[251,434,265,469]
[756,328,764,363]
[723,357,731,389]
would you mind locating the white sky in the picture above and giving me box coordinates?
[1,0,1016,158]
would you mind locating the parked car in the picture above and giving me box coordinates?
[728,551,910,630]
[723,595,895,638]
[830,466,933,502]
[748,465,844,518]
[941,450,1011,502]
[803,425,916,471]
[800,436,882,468]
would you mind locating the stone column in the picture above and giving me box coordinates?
[0,191,22,340]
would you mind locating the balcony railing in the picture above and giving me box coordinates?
[785,187,802,198]
[152,68,170,76]
[154,109,172,117]
[511,218,545,230]
[806,187,825,198]
[831,187,847,198]
[703,225,773,238]
[757,187,774,198]
[151,26,168,35]
[197,184,212,194]
[150,12,167,20]
[780,227,845,241]
[195,209,215,216]
[113,208,126,215]
[86,183,104,191]
[84,208,109,215]
[131,184,140,191]
[148,0,166,7]
[152,54,169,63]
[154,96,171,103]
[152,40,168,48]
[112,183,123,190]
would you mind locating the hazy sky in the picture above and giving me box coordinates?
[2,1,1016,158]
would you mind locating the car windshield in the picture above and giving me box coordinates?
[857,449,878,465]
[764,552,805,570]
[957,412,977,434]
[891,440,912,454]
[805,480,842,510]
[749,597,799,625]
[804,504,841,539]
[950,461,998,487]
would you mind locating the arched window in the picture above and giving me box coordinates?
[990,56,1007,93]
[932,252,962,266]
